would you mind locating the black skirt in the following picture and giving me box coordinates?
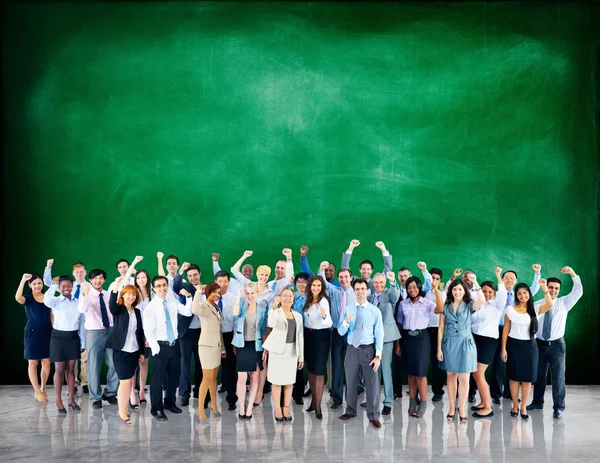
[50,330,81,362]
[304,328,331,375]
[402,329,430,377]
[24,327,52,360]
[236,341,263,373]
[506,337,538,382]
[113,350,140,380]
[473,333,497,365]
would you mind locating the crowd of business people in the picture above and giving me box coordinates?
[16,240,583,428]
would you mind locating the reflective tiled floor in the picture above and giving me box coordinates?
[1,385,598,462]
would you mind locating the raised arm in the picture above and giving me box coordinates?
[319,261,342,296]
[494,267,508,310]
[108,285,124,316]
[375,241,393,274]
[560,266,583,310]
[536,279,553,314]
[337,306,354,336]
[341,239,360,269]
[43,281,60,308]
[267,297,282,328]
[212,253,222,276]
[530,264,542,296]
[433,286,445,313]
[43,259,54,287]
[386,272,400,304]
[177,289,193,316]
[282,248,294,280]
[446,268,463,289]
[232,288,243,317]
[192,288,206,316]
[300,246,314,276]
[230,251,253,287]
[78,283,90,313]
[125,256,143,282]
[15,273,31,305]
[418,262,433,294]
[469,273,485,311]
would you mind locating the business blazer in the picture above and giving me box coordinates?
[368,284,401,343]
[341,252,393,293]
[263,308,304,362]
[106,292,145,353]
[173,273,197,337]
[193,300,224,349]
[232,300,268,350]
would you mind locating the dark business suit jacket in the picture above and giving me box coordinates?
[106,291,145,353]
[173,273,198,338]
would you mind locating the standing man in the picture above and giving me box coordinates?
[292,272,310,404]
[338,278,384,428]
[143,275,194,421]
[341,240,393,292]
[107,258,140,293]
[173,262,204,407]
[77,269,118,409]
[527,266,582,419]
[367,271,400,415]
[300,245,341,287]
[157,252,182,286]
[211,253,252,294]
[44,260,90,393]
[490,265,541,403]
[425,268,447,402]
[319,261,356,409]
[215,270,238,411]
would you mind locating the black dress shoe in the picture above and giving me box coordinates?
[492,397,501,405]
[165,404,182,414]
[432,394,443,402]
[520,413,529,421]
[472,410,494,418]
[468,395,476,404]
[382,406,392,415]
[102,395,118,405]
[553,410,563,419]
[82,386,89,394]
[218,386,226,394]
[57,406,67,415]
[228,403,236,411]
[316,411,323,420]
[394,393,402,400]
[306,405,315,412]
[471,405,484,411]
[68,403,81,411]
[294,397,304,405]
[180,396,190,406]
[92,400,102,410]
[526,402,543,411]
[151,410,168,421]
[303,388,312,397]
[360,402,367,408]
[331,402,342,409]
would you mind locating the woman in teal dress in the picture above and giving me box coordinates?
[437,275,485,423]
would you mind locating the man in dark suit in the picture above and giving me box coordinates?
[368,271,400,415]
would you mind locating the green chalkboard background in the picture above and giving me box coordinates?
[2,2,599,384]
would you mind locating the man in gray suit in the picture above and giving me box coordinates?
[341,240,393,293]
[368,271,401,415]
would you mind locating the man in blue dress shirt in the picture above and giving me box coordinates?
[337,278,384,429]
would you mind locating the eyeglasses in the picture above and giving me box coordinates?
[154,284,168,288]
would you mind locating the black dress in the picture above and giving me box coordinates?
[22,294,53,360]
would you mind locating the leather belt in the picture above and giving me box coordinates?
[537,337,564,346]
[158,340,177,347]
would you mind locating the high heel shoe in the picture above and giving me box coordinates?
[129,400,140,411]
[35,392,46,403]
[283,406,292,422]
[520,413,529,420]
[510,410,519,418]
[306,404,316,412]
[211,409,222,417]
[57,405,67,415]
[68,403,81,411]
[315,410,323,420]
[274,413,284,423]
[117,413,132,425]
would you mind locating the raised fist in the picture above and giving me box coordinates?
[386,271,395,282]
[212,253,220,261]
[417,262,427,271]
[300,246,309,256]
[157,251,164,259]
[244,250,253,258]
[532,264,541,274]
[46,259,54,268]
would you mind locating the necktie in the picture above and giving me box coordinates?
[73,284,81,299]
[163,300,175,343]
[505,291,514,308]
[217,298,223,312]
[351,305,364,348]
[542,305,554,340]
[270,281,276,291]
[374,294,381,307]
[340,291,347,319]
[99,293,110,329]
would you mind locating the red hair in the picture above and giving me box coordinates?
[118,285,140,306]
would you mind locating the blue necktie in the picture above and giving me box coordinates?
[505,291,514,308]
[542,306,554,340]
[351,306,364,348]
[217,298,223,312]
[73,284,81,299]
[99,293,110,329]
[163,300,175,343]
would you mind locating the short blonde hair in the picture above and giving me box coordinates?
[256,265,271,277]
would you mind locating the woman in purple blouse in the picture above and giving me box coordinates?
[396,276,443,418]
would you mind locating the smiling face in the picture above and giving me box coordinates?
[431,273,441,290]
[117,261,129,277]
[186,269,200,286]
[153,279,169,299]
[452,283,465,301]
[359,263,373,280]
[242,264,253,280]
[72,265,86,283]
[353,282,369,304]
[207,288,222,304]
[503,271,517,291]
[245,286,257,303]
[462,270,474,288]
[310,279,322,297]
[280,288,295,308]
[295,278,307,294]
[398,270,411,287]
[275,260,286,280]
[136,272,148,287]
[28,277,44,293]
[406,281,420,299]
[516,287,530,304]
[123,291,137,305]
[166,258,179,275]
[338,270,352,289]
[59,280,73,298]
[257,270,269,284]
[215,276,229,295]
[325,264,336,282]
[548,281,561,299]
[482,285,495,302]
[373,275,386,294]
[90,274,105,291]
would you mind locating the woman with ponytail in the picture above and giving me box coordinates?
[501,279,552,420]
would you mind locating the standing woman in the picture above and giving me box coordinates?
[302,275,332,420]
[470,267,507,418]
[263,287,304,422]
[232,283,268,420]
[437,275,485,424]
[396,276,444,418]
[44,276,84,413]
[501,280,552,419]
[107,277,145,424]
[16,273,52,402]
[193,282,225,421]
[134,269,153,404]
